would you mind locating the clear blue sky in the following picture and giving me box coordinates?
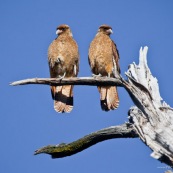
[1,0,173,173]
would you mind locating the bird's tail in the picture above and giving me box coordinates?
[51,85,73,113]
[98,86,119,111]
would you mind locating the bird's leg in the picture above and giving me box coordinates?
[58,72,66,80]
[107,73,111,78]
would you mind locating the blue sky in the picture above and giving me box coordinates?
[1,0,173,173]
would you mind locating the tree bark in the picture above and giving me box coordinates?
[10,77,123,87]
[34,123,138,158]
[11,46,173,167]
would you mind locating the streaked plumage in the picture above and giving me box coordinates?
[48,24,79,113]
[88,24,120,111]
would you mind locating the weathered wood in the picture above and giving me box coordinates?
[125,47,173,167]
[34,123,138,158]
[10,77,123,87]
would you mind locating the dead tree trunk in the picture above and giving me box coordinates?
[11,47,173,168]
[125,47,173,167]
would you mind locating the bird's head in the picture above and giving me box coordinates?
[98,25,113,35]
[56,24,72,36]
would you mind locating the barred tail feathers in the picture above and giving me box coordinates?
[98,86,119,111]
[52,85,73,113]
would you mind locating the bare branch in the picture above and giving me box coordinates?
[10,77,123,87]
[34,123,138,158]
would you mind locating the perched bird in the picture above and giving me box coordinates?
[88,24,120,111]
[48,24,79,113]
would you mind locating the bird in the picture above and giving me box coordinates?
[88,24,120,111]
[48,24,79,113]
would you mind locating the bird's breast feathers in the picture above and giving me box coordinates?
[48,35,79,77]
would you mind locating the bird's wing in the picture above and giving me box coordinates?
[112,41,120,74]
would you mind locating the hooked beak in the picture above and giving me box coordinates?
[107,29,113,34]
[56,29,62,35]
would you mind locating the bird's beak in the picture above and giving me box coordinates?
[108,29,113,34]
[56,29,62,35]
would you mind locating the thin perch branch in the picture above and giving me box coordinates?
[34,123,138,158]
[10,77,123,87]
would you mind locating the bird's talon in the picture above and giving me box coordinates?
[92,73,102,78]
[58,72,66,80]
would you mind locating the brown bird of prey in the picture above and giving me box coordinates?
[48,24,79,113]
[88,25,120,111]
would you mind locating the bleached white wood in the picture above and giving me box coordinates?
[127,47,173,166]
